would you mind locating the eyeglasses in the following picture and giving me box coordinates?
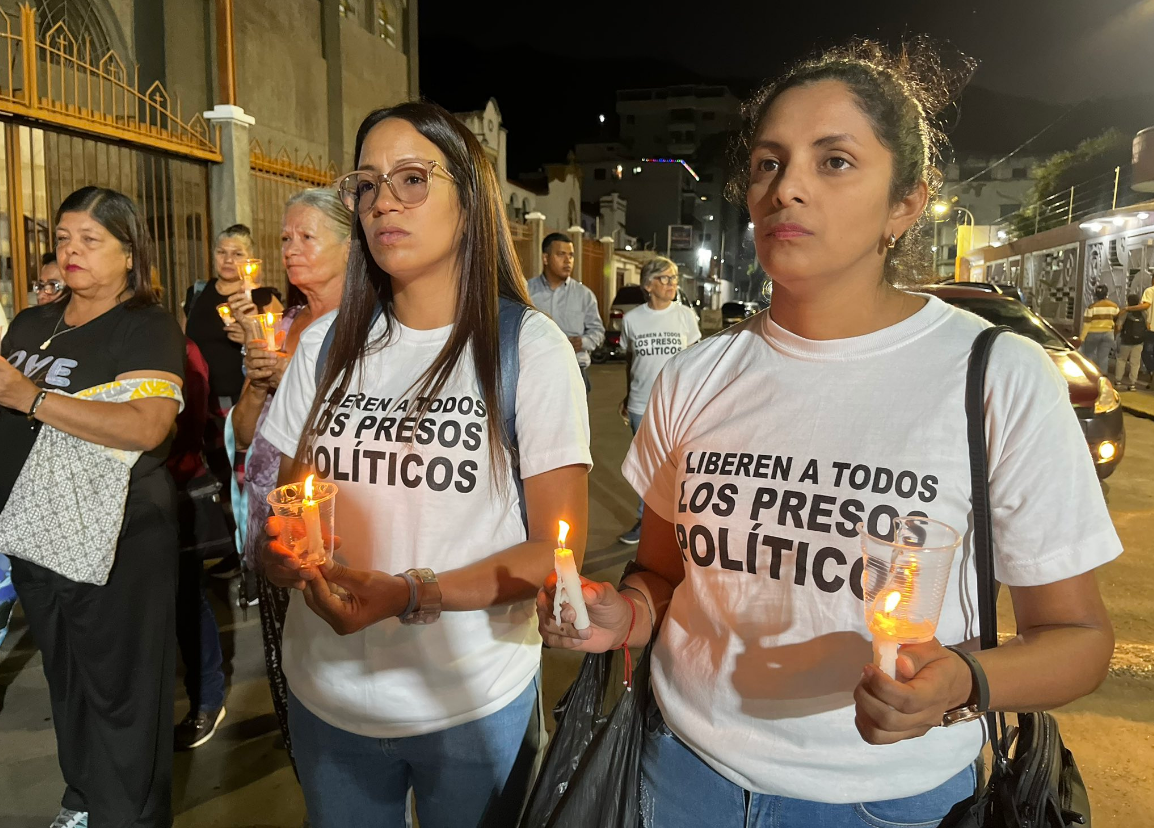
[337,160,456,214]
[33,279,64,294]
[652,275,679,285]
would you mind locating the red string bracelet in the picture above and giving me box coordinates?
[614,592,638,691]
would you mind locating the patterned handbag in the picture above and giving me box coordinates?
[0,378,183,585]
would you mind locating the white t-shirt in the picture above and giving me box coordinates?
[262,308,591,738]
[1143,285,1154,330]
[621,302,702,416]
[622,295,1121,804]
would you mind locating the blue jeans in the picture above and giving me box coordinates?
[0,554,15,648]
[1143,331,1154,374]
[641,708,976,828]
[629,411,645,520]
[1080,331,1113,375]
[174,551,226,711]
[288,675,543,828]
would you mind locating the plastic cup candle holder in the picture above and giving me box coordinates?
[215,303,234,328]
[266,474,337,567]
[257,311,283,352]
[553,520,589,630]
[240,258,262,299]
[857,516,961,679]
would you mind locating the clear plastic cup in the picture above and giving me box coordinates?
[240,258,262,297]
[858,516,961,676]
[256,311,283,353]
[266,479,337,567]
[215,303,235,327]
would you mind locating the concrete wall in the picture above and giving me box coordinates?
[339,16,411,170]
[163,0,210,119]
[233,0,330,162]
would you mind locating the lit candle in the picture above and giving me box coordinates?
[241,258,261,300]
[301,474,326,563]
[216,303,234,327]
[553,520,589,630]
[263,311,278,351]
[870,590,903,679]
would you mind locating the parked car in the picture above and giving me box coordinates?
[922,284,1125,479]
[607,284,697,332]
[721,301,760,328]
[590,329,625,364]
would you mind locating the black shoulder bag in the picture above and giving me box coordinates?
[943,326,1091,828]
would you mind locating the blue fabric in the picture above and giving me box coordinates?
[640,711,976,828]
[288,676,540,828]
[0,553,14,648]
[224,409,247,554]
[628,411,645,519]
[1143,331,1154,374]
[1080,331,1113,375]
[174,551,226,711]
[526,274,605,370]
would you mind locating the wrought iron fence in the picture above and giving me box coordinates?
[248,140,338,297]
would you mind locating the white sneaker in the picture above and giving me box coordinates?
[49,808,88,828]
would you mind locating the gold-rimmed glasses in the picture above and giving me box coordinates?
[337,160,456,214]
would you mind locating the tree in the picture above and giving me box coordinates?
[1009,129,1131,239]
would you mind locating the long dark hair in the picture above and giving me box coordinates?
[292,101,532,481]
[55,186,160,307]
[728,39,975,285]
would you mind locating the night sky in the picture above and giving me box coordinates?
[420,0,1153,177]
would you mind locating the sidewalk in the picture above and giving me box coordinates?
[1121,388,1154,420]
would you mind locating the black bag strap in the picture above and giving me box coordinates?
[964,325,1013,761]
[312,298,529,531]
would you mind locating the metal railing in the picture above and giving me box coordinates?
[0,5,220,161]
[248,140,338,296]
[994,166,1140,242]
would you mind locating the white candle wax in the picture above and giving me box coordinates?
[553,547,590,630]
[301,496,325,562]
[872,635,899,679]
[264,323,277,352]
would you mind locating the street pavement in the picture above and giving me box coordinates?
[1,363,1152,827]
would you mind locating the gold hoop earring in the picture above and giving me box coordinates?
[886,233,897,249]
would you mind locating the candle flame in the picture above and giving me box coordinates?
[883,590,901,614]
[304,474,315,501]
[558,520,570,547]
[265,311,275,326]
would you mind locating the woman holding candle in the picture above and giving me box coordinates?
[0,186,185,828]
[539,40,1120,828]
[258,102,590,828]
[231,187,351,765]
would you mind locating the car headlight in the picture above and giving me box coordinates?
[1094,376,1120,415]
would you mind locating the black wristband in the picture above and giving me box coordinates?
[27,389,48,421]
[946,645,990,712]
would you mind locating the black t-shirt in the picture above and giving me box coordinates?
[185,279,276,403]
[0,301,186,512]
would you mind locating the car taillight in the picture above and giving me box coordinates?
[1094,377,1120,415]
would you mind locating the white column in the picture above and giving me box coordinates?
[526,211,546,279]
[204,104,256,239]
[568,225,585,283]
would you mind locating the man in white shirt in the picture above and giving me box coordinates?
[617,256,701,543]
[526,232,605,393]
[1131,270,1154,381]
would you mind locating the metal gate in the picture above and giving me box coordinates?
[0,6,220,320]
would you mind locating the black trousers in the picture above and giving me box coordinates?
[11,494,178,828]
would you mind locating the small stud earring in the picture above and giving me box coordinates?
[886,233,897,249]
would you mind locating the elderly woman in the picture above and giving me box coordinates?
[0,186,184,828]
[616,256,700,544]
[232,188,351,765]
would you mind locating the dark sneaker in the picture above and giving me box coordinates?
[207,553,241,580]
[49,809,88,828]
[617,521,642,545]
[175,706,226,750]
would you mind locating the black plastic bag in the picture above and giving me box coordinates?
[520,643,653,828]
